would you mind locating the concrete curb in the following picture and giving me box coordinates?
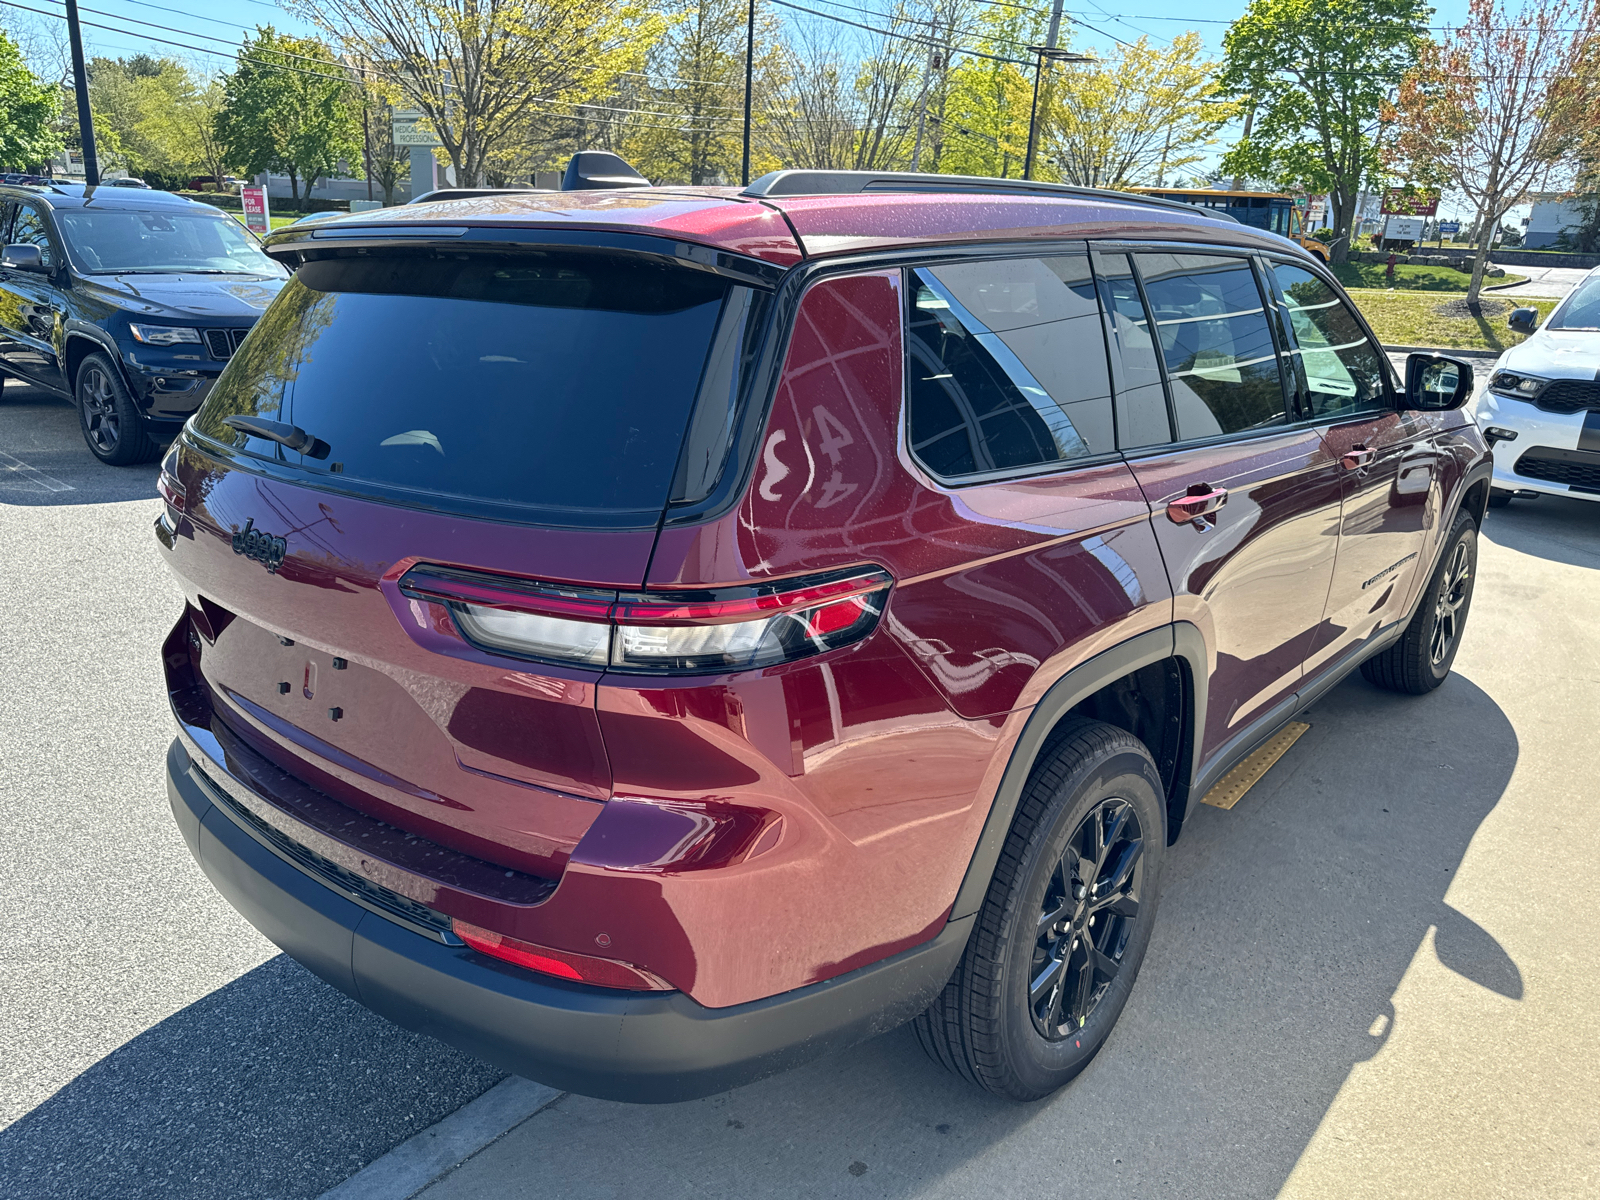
[316,1077,563,1200]
[1381,344,1502,358]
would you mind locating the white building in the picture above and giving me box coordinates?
[1525,193,1595,249]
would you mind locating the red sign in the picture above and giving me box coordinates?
[1381,187,1440,216]
[241,185,270,236]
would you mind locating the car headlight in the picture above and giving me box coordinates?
[1488,370,1548,399]
[129,323,203,346]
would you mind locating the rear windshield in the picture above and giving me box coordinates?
[191,250,760,525]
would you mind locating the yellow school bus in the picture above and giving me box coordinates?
[1126,188,1332,263]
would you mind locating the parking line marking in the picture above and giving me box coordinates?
[1201,721,1311,810]
[315,1076,563,1200]
[0,449,74,492]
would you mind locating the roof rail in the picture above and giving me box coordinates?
[742,170,1238,223]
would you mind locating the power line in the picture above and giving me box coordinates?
[771,0,1037,65]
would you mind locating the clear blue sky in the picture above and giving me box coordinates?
[11,0,1495,218]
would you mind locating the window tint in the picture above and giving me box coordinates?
[905,256,1113,479]
[1091,252,1172,449]
[0,201,14,244]
[1135,252,1287,440]
[192,251,742,525]
[11,204,55,269]
[1269,262,1388,418]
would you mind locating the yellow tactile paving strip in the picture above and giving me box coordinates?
[1200,721,1311,810]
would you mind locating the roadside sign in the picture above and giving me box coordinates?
[241,185,270,236]
[392,109,442,148]
[1381,187,1440,216]
[1306,195,1327,221]
[1438,220,1462,235]
[1383,215,1426,242]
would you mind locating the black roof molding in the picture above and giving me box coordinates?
[742,170,1240,223]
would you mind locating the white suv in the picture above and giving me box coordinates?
[1474,264,1600,507]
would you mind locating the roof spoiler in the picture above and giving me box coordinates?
[562,151,650,191]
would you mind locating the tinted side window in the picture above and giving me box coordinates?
[11,204,56,270]
[1136,252,1287,440]
[905,256,1113,479]
[1091,252,1171,450]
[1269,262,1389,418]
[0,201,14,245]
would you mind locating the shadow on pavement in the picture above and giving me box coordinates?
[408,672,1519,1200]
[0,956,502,1200]
[1478,494,1600,571]
[0,381,165,507]
[0,677,1518,1200]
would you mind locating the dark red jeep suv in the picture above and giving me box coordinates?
[156,172,1491,1103]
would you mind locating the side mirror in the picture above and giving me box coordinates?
[1406,353,1474,411]
[1,243,47,274]
[1507,306,1538,335]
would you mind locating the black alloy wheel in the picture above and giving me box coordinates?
[1429,538,1472,669]
[1361,509,1478,694]
[76,352,157,465]
[1029,797,1145,1040]
[913,717,1165,1101]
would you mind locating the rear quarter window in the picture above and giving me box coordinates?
[191,250,750,526]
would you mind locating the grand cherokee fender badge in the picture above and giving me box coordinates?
[232,518,287,573]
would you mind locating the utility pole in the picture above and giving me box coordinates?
[910,18,943,172]
[64,0,98,185]
[1024,42,1093,181]
[741,0,756,186]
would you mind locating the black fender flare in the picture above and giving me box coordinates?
[949,622,1208,921]
[61,325,134,396]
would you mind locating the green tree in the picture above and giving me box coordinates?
[0,26,62,169]
[216,27,361,201]
[302,0,659,187]
[1219,0,1429,263]
[625,0,780,185]
[1052,33,1238,189]
[937,8,1042,179]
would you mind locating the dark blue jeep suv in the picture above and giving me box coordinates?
[0,183,288,464]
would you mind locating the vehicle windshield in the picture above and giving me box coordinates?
[53,208,284,276]
[1548,274,1600,330]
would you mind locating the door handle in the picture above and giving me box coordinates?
[1166,484,1228,527]
[1341,445,1375,470]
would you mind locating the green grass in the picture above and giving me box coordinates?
[1329,262,1527,292]
[1348,292,1559,352]
[229,213,300,231]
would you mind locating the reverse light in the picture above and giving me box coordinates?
[399,564,893,674]
[129,323,203,345]
[451,919,671,990]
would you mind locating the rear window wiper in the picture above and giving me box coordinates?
[223,415,331,459]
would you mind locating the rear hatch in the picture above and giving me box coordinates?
[161,239,774,880]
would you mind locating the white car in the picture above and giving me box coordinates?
[1473,265,1600,508]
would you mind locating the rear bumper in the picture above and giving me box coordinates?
[166,735,970,1102]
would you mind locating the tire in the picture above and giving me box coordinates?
[1359,509,1478,695]
[76,352,158,465]
[1487,489,1513,509]
[913,718,1165,1101]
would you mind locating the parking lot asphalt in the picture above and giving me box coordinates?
[1488,264,1590,301]
[4,379,1598,1199]
[0,383,503,1200]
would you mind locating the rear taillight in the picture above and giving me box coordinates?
[451,919,671,990]
[399,564,892,675]
[157,445,185,512]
